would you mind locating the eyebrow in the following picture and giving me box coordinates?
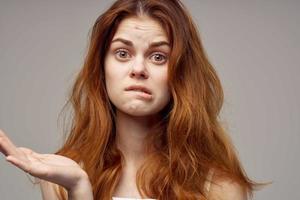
[111,37,170,48]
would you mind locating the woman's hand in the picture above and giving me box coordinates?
[0,129,93,199]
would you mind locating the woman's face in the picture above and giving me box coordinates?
[104,15,171,117]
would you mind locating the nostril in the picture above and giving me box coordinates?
[130,71,148,79]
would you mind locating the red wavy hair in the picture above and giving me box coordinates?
[55,0,258,199]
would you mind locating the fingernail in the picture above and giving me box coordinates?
[6,155,13,161]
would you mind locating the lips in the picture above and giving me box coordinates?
[125,85,152,94]
[125,85,153,100]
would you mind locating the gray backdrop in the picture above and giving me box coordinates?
[0,0,299,199]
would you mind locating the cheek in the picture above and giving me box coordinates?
[161,70,171,100]
[105,58,122,86]
[104,58,117,95]
[104,57,115,79]
[152,69,170,101]
[155,68,169,89]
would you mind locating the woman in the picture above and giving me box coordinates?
[0,0,259,199]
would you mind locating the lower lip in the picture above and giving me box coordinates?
[127,90,153,100]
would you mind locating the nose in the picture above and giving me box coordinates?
[129,56,149,79]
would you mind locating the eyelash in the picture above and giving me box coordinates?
[114,49,168,65]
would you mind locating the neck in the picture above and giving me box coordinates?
[115,110,158,167]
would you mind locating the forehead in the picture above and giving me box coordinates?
[112,15,169,42]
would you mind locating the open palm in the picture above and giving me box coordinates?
[0,129,87,190]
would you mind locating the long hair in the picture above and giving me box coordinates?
[55,0,258,199]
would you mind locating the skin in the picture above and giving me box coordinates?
[0,15,170,199]
[104,15,171,197]
[0,15,246,200]
[0,129,93,200]
[105,15,171,118]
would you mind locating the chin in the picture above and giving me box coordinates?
[114,98,171,117]
[124,109,156,117]
[118,105,161,117]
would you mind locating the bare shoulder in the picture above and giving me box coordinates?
[208,175,247,200]
[39,179,67,200]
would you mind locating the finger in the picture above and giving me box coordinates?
[6,154,39,177]
[18,147,34,154]
[18,147,43,159]
[6,155,50,179]
[0,129,18,156]
[16,149,51,166]
[13,148,45,167]
[33,177,41,184]
[6,155,43,178]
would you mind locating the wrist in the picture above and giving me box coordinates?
[67,173,93,200]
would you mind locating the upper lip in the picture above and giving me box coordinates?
[125,85,152,94]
